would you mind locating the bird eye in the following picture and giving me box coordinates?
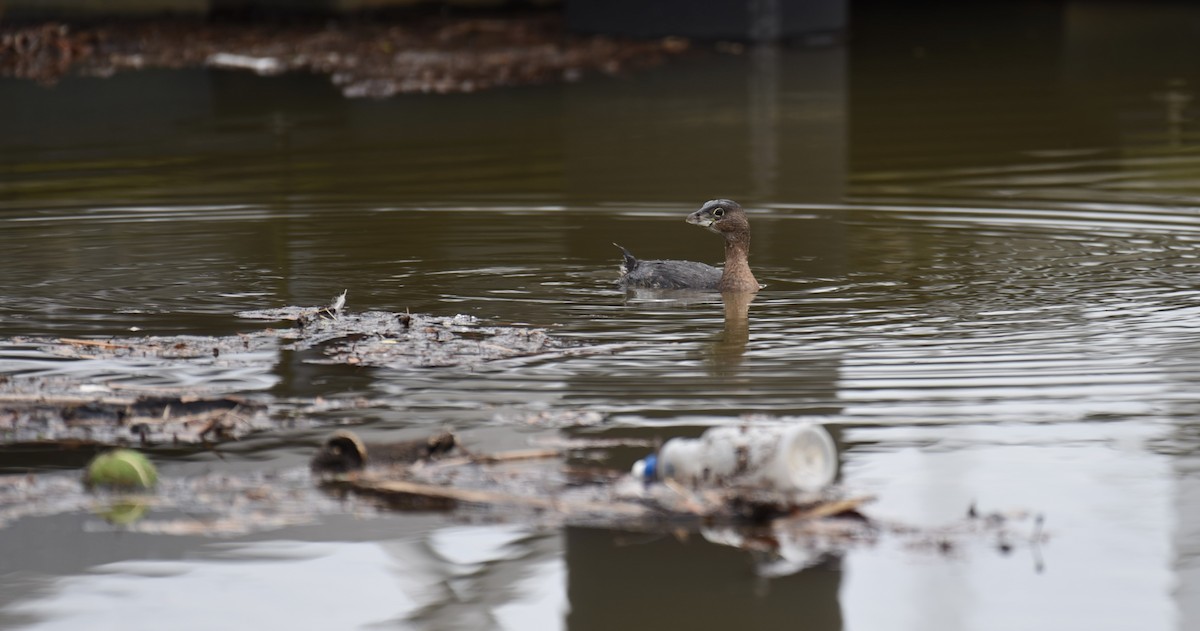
[713,207,725,218]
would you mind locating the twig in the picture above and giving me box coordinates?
[424,448,561,469]
[479,342,518,355]
[663,479,710,515]
[471,448,560,464]
[57,338,130,350]
[346,477,650,518]
[789,496,874,521]
[108,382,222,394]
[532,437,655,450]
[0,394,132,406]
[222,406,257,429]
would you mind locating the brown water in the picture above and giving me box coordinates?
[4,3,1200,629]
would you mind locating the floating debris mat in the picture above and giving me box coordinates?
[238,306,579,368]
[0,298,599,445]
[0,388,270,446]
[316,431,1046,572]
[316,426,853,527]
[14,307,585,371]
[343,467,873,530]
[19,334,280,361]
[0,466,355,536]
[0,432,1046,576]
[327,449,868,529]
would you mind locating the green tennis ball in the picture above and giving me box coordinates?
[85,449,158,490]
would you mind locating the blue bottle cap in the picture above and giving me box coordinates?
[641,454,657,481]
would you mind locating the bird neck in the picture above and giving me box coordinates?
[719,235,758,292]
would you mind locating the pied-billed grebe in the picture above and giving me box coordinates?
[616,199,759,293]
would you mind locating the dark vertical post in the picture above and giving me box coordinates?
[748,45,780,199]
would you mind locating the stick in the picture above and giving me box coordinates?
[472,448,561,464]
[789,496,874,521]
[663,479,711,515]
[423,448,561,469]
[0,394,133,405]
[478,342,518,355]
[346,477,650,518]
[57,338,130,350]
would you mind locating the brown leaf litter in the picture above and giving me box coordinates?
[0,15,693,97]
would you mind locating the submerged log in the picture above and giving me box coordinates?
[0,391,269,446]
[310,430,459,473]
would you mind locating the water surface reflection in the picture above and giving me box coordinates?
[4,2,1200,629]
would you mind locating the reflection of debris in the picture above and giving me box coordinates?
[1152,79,1193,148]
[0,16,692,97]
[700,502,873,576]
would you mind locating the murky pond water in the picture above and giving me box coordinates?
[4,3,1200,629]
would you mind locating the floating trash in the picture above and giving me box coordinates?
[310,430,458,474]
[633,423,838,492]
[84,448,158,490]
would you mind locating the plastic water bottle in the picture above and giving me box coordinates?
[632,423,837,492]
